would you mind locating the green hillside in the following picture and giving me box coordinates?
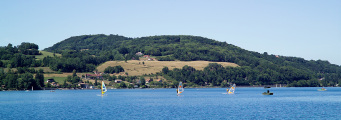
[43,34,341,87]
[1,34,340,90]
[33,51,61,60]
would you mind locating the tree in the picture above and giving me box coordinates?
[35,69,44,88]
[72,69,77,77]
[120,82,127,88]
[140,77,146,86]
[46,82,51,88]
[21,72,34,90]
[128,84,134,89]
[63,80,68,88]
[124,54,128,63]
[118,47,129,55]
[66,76,72,82]
[17,78,24,90]
[162,66,169,74]
[72,76,81,84]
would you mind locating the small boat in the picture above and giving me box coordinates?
[101,81,107,95]
[227,84,236,94]
[262,90,273,95]
[177,82,184,95]
[264,86,271,88]
[317,88,327,91]
[262,92,274,95]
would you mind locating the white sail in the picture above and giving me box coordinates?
[228,84,236,94]
[101,81,107,95]
[178,82,184,94]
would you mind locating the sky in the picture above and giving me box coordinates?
[1,0,340,65]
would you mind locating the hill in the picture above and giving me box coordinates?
[43,34,341,87]
[97,60,238,76]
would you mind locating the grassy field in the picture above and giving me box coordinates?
[44,77,66,84]
[44,73,70,78]
[34,67,55,73]
[34,51,61,60]
[97,60,239,76]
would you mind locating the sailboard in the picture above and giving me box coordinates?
[101,81,107,95]
[228,84,236,94]
[177,82,184,95]
[317,88,327,91]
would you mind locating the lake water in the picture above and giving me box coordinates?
[0,87,340,120]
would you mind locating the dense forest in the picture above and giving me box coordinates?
[1,34,341,90]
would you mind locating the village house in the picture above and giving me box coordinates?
[85,71,103,80]
[136,52,143,56]
[156,79,162,83]
[46,79,55,83]
[79,83,90,88]
[50,82,60,87]
[145,79,153,84]
[143,55,150,58]
[115,79,122,83]
[136,80,141,84]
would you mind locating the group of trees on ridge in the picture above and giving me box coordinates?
[0,34,341,90]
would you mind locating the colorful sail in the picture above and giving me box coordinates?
[101,81,107,95]
[317,88,327,91]
[228,84,236,94]
[178,82,184,94]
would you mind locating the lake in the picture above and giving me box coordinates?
[0,87,340,120]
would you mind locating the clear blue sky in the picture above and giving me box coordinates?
[1,0,340,65]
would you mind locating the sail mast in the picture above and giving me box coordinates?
[101,81,103,95]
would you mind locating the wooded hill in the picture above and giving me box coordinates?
[1,34,340,90]
[43,34,341,87]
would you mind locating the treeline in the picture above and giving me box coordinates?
[42,49,139,72]
[0,43,42,68]
[0,68,44,90]
[104,66,124,74]
[60,70,82,88]
[17,42,40,55]
[162,63,341,87]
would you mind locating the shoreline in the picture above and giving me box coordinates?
[3,86,339,91]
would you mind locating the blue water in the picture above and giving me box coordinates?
[1,87,340,120]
